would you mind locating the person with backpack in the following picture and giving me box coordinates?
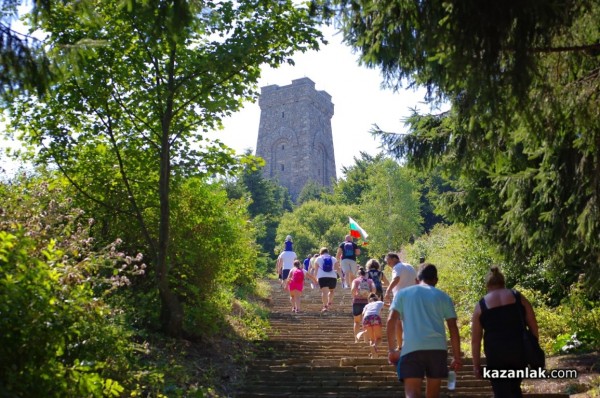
[366,258,389,300]
[336,235,360,289]
[351,267,375,342]
[286,259,318,313]
[312,247,341,312]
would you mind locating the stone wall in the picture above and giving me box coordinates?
[255,77,336,201]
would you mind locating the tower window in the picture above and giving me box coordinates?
[282,112,284,118]
[281,144,284,150]
[281,164,285,171]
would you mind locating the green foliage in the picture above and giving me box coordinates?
[275,200,363,262]
[404,223,500,323]
[335,0,600,296]
[0,0,53,99]
[0,161,270,397]
[322,0,594,104]
[8,0,323,336]
[360,158,423,259]
[224,161,292,258]
[297,179,330,205]
[333,151,384,205]
[407,222,600,355]
[0,176,147,397]
[169,178,259,334]
[555,282,600,353]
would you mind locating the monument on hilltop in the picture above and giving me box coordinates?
[255,77,336,201]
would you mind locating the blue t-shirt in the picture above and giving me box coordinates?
[390,284,457,357]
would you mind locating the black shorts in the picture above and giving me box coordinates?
[352,303,367,316]
[318,277,337,290]
[281,269,291,280]
[397,350,448,381]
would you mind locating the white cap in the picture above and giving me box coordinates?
[285,235,293,242]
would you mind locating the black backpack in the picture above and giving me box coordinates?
[367,269,383,291]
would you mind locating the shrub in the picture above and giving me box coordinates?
[0,175,152,396]
[0,229,132,397]
[169,178,260,335]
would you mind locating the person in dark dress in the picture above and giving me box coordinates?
[471,266,540,397]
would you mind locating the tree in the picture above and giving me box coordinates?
[0,0,52,99]
[297,179,329,205]
[276,200,361,261]
[322,0,600,296]
[225,159,293,259]
[8,0,322,336]
[359,158,422,258]
[333,151,383,205]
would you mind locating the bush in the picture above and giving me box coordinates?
[0,229,132,397]
[404,224,497,318]
[0,175,155,396]
[168,178,260,335]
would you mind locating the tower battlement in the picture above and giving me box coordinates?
[255,78,336,201]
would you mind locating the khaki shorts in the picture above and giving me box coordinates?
[341,259,358,275]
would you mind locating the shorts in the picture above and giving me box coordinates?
[318,277,337,290]
[352,303,367,316]
[340,259,358,275]
[363,314,382,326]
[281,269,291,280]
[397,350,448,381]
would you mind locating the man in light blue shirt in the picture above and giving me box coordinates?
[386,263,462,398]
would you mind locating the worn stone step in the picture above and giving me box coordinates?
[237,279,569,398]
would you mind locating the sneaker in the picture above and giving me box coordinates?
[356,331,366,342]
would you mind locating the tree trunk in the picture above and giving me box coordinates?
[156,69,183,336]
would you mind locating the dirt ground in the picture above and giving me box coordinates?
[522,352,600,397]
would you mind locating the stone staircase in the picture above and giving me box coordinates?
[236,279,567,397]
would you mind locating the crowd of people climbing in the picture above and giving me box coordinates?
[275,234,542,398]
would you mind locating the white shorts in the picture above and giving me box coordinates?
[341,259,358,275]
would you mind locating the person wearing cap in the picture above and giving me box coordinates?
[336,235,360,289]
[276,235,297,289]
[386,263,462,398]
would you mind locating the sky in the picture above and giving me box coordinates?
[214,25,434,178]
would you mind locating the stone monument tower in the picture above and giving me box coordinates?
[255,77,336,201]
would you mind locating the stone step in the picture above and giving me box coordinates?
[237,279,568,398]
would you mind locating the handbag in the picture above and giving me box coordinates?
[512,290,546,369]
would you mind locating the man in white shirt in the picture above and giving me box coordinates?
[383,252,417,349]
[312,247,341,312]
[276,236,297,288]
